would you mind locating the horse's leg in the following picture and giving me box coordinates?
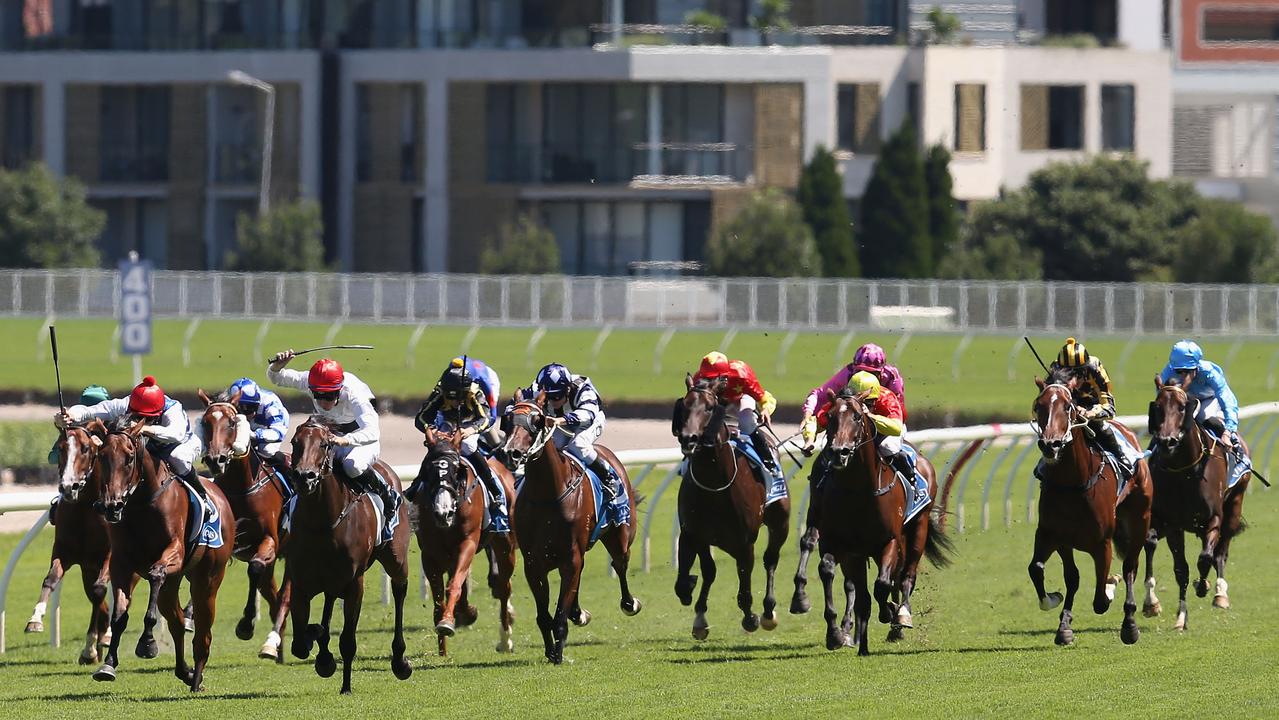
[674,526,698,607]
[1142,528,1162,617]
[851,554,872,656]
[818,549,846,651]
[157,575,192,687]
[1027,527,1062,612]
[91,559,112,657]
[524,562,555,663]
[389,567,412,680]
[78,564,106,665]
[872,538,899,625]
[26,555,63,633]
[265,565,291,663]
[734,543,759,633]
[338,580,363,695]
[493,537,517,653]
[241,535,279,643]
[1168,529,1191,630]
[456,566,480,628]
[92,568,132,681]
[424,558,448,656]
[1090,539,1114,616]
[135,564,167,659]
[601,523,641,616]
[1214,486,1247,609]
[1119,517,1142,645]
[790,524,819,615]
[1055,548,1080,646]
[1196,513,1223,599]
[288,586,315,660]
[237,558,262,641]
[253,558,282,659]
[188,556,227,693]
[760,503,789,630]
[551,554,585,665]
[438,538,480,636]
[692,546,716,641]
[839,571,856,643]
[313,593,338,678]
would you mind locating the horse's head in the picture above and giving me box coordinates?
[825,387,874,470]
[291,418,336,495]
[676,375,727,456]
[57,420,106,503]
[500,393,552,471]
[96,420,148,523]
[1150,373,1198,451]
[419,427,466,528]
[1033,377,1078,461]
[199,388,249,477]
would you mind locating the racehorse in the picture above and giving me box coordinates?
[1143,375,1249,628]
[1029,376,1153,645]
[815,389,950,654]
[91,420,235,691]
[286,418,412,694]
[500,393,642,664]
[413,427,518,656]
[26,421,113,664]
[198,389,291,661]
[672,375,789,640]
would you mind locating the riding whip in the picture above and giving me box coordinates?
[1024,336,1051,376]
[267,344,374,362]
[49,325,65,414]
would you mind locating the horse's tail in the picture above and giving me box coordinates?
[924,513,955,568]
[632,493,647,509]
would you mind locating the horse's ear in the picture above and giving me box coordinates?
[126,418,147,437]
[423,427,436,446]
[515,388,525,403]
[1153,374,1163,392]
[685,373,694,390]
[450,433,463,451]
[826,387,836,401]
[855,389,874,403]
[535,390,546,406]
[198,388,212,407]
[1034,377,1045,390]
[87,418,107,437]
[230,389,242,407]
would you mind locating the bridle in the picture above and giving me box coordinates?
[99,428,178,521]
[680,386,738,493]
[58,424,100,501]
[1031,383,1091,459]
[826,392,874,470]
[1150,386,1215,474]
[501,401,581,503]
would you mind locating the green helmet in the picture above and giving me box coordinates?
[79,385,110,405]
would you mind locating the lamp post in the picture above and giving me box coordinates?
[226,70,275,215]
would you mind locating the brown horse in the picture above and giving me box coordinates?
[672,375,789,640]
[1029,377,1153,645]
[414,427,519,656]
[1143,376,1249,628]
[197,390,291,661]
[500,394,642,664]
[90,421,235,691]
[815,389,950,654]
[26,422,113,665]
[286,418,411,694]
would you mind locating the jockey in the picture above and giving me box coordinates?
[514,363,627,518]
[56,376,207,499]
[453,356,503,449]
[1048,337,1133,477]
[800,342,907,449]
[839,371,924,500]
[267,349,400,541]
[224,377,292,481]
[691,351,785,501]
[1158,340,1245,456]
[410,358,510,533]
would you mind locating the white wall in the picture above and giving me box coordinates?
[1119,0,1163,52]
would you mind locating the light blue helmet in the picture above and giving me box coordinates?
[229,377,262,406]
[536,363,572,399]
[1168,340,1203,371]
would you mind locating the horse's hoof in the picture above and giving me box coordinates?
[1054,628,1074,646]
[825,630,848,651]
[135,636,159,660]
[621,597,642,617]
[184,617,196,633]
[24,621,43,634]
[674,576,696,607]
[692,623,710,641]
[92,664,117,682]
[457,605,480,627]
[1040,592,1062,611]
[1174,609,1188,631]
[1195,579,1210,598]
[496,636,514,653]
[1213,595,1230,609]
[1093,596,1112,615]
[1142,601,1162,618]
[1214,578,1229,608]
[742,614,760,633]
[886,626,905,643]
[896,609,914,629]
[79,650,98,666]
[259,631,281,660]
[315,653,337,678]
[760,613,778,631]
[235,616,255,641]
[291,643,311,660]
[392,657,413,680]
[790,592,811,615]
[571,609,591,627]
[435,620,456,637]
[1121,621,1140,645]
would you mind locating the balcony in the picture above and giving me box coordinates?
[100,145,168,183]
[488,142,751,185]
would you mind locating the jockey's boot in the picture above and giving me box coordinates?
[1095,422,1134,477]
[180,468,209,500]
[588,456,621,500]
[469,450,510,533]
[265,451,295,496]
[352,468,401,540]
[750,428,782,479]
[889,452,924,501]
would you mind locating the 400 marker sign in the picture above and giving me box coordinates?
[119,258,153,355]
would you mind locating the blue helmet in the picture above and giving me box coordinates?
[1168,340,1203,371]
[536,363,573,399]
[229,378,262,406]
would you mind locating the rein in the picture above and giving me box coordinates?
[683,390,739,494]
[828,394,894,497]
[504,402,583,505]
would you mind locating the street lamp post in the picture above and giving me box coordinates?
[226,70,275,216]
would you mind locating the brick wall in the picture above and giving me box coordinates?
[754,83,803,189]
[64,84,100,182]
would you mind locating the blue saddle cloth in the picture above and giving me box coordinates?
[1201,429,1253,490]
[563,455,630,547]
[896,445,931,524]
[729,437,789,504]
[278,481,401,545]
[184,482,224,552]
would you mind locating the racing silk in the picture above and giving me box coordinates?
[414,382,492,434]
[247,387,290,445]
[693,359,776,413]
[463,358,500,420]
[1159,359,1240,432]
[1051,358,1116,419]
[70,396,192,445]
[815,389,905,437]
[802,362,908,420]
[267,367,380,445]
[517,374,604,431]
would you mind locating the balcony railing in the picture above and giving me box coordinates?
[488,142,751,185]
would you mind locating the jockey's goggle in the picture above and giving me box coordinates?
[312,390,339,402]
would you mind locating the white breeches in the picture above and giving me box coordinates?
[877,431,905,458]
[554,414,604,464]
[338,442,379,476]
[160,435,204,476]
[733,395,759,435]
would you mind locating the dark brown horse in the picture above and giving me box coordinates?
[414,427,518,656]
[198,390,291,661]
[286,418,411,694]
[91,421,235,691]
[26,422,113,664]
[500,394,642,664]
[1029,377,1153,645]
[672,375,789,640]
[815,389,950,654]
[1143,376,1249,629]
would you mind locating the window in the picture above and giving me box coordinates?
[91,198,169,267]
[1172,103,1269,178]
[539,200,705,275]
[100,85,170,182]
[1044,0,1116,42]
[836,83,882,154]
[1203,8,1279,43]
[541,83,647,183]
[212,85,260,184]
[954,84,985,153]
[2,85,36,169]
[1101,84,1134,151]
[400,84,421,182]
[1020,85,1083,150]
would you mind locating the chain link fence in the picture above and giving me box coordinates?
[4,268,1279,336]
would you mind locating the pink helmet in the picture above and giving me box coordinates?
[852,343,886,370]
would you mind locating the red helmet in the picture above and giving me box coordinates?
[128,376,166,417]
[308,358,345,393]
[698,351,730,378]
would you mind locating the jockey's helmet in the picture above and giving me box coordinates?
[698,351,730,377]
[308,358,344,394]
[79,385,110,406]
[848,371,882,399]
[852,343,886,370]
[1168,340,1203,371]
[229,377,262,407]
[1056,337,1090,368]
[536,363,573,399]
[128,376,166,417]
[440,363,471,402]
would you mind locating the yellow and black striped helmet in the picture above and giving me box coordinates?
[1056,337,1089,368]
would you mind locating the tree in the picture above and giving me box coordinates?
[926,6,962,44]
[798,146,859,277]
[1171,199,1279,283]
[705,188,821,277]
[859,122,932,278]
[685,9,727,45]
[479,214,561,274]
[227,199,328,271]
[941,203,1044,279]
[0,163,104,268]
[924,144,960,268]
[751,0,792,44]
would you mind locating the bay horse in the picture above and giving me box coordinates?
[198,389,291,661]
[816,389,950,654]
[1143,375,1249,629]
[91,420,235,691]
[1029,376,1153,645]
[413,427,518,656]
[287,417,411,694]
[500,393,642,664]
[672,375,789,640]
[26,421,113,664]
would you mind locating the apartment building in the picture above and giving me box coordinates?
[0,0,1171,274]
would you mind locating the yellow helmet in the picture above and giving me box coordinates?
[1056,337,1090,368]
[848,371,881,399]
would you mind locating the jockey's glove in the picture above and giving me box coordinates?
[801,416,817,446]
[761,391,777,418]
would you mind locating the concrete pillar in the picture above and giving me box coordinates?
[1119,0,1162,51]
[647,83,661,176]
[425,77,449,272]
[42,81,65,175]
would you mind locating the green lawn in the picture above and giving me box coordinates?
[1,473,1276,717]
[4,317,1276,419]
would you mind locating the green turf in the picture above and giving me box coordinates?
[4,318,1275,419]
[1,471,1276,718]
